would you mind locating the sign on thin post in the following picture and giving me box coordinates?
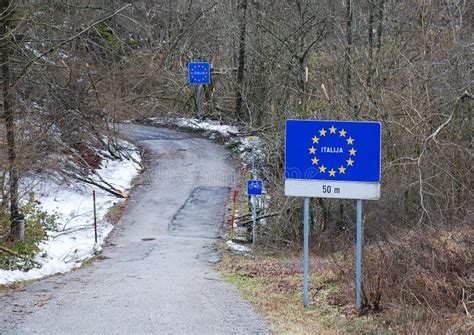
[247,180,263,196]
[188,62,211,85]
[285,120,381,200]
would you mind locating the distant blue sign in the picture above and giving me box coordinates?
[188,62,211,85]
[248,180,263,196]
[286,120,381,183]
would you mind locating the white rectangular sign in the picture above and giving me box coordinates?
[285,179,381,200]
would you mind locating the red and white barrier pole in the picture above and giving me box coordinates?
[230,191,237,240]
[93,190,98,243]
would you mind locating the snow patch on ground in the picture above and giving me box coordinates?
[174,118,239,136]
[225,240,251,254]
[0,145,141,285]
[225,135,266,179]
[148,117,239,137]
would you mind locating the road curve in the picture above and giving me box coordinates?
[0,124,267,334]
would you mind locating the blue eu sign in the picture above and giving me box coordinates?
[285,120,381,200]
[188,62,211,85]
[248,180,263,196]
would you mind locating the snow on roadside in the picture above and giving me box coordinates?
[174,118,239,136]
[147,117,239,137]
[225,240,251,254]
[0,144,142,285]
[230,135,263,168]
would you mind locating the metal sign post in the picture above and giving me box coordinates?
[188,62,211,119]
[196,85,202,119]
[284,120,381,308]
[247,180,263,244]
[252,195,257,243]
[252,142,256,243]
[303,197,310,307]
[356,199,363,309]
[252,141,256,178]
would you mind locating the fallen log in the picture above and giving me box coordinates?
[239,212,281,226]
[230,209,263,222]
[75,176,129,199]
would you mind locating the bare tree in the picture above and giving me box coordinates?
[0,0,20,238]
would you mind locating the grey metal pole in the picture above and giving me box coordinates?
[252,141,257,244]
[252,195,257,243]
[303,197,310,307]
[252,141,256,179]
[356,199,363,309]
[196,85,202,119]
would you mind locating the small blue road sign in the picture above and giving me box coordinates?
[188,62,211,85]
[248,180,263,196]
[285,120,381,200]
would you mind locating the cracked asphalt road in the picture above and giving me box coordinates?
[0,124,268,334]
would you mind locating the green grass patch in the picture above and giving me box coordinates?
[95,22,116,47]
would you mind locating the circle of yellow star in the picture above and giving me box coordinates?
[308,129,358,179]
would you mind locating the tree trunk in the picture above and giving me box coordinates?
[253,0,266,126]
[297,0,306,105]
[234,0,248,121]
[0,173,6,209]
[376,0,384,50]
[0,0,21,239]
[345,0,356,115]
[367,0,375,89]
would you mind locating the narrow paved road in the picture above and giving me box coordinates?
[0,125,267,334]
